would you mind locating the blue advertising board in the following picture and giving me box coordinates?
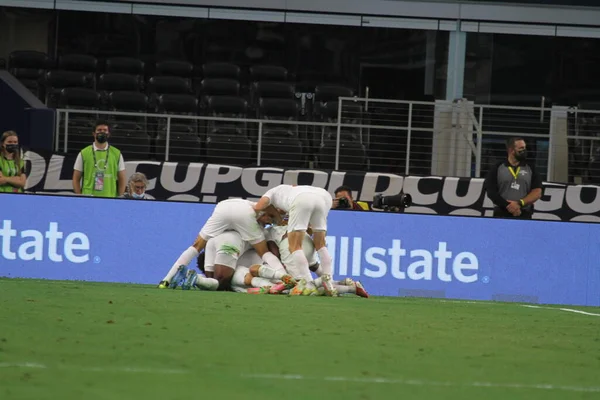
[1,193,598,307]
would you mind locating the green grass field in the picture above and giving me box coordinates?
[1,278,599,400]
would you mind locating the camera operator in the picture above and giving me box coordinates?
[332,185,368,211]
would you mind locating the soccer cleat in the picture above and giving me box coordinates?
[158,280,169,289]
[280,275,297,289]
[321,274,338,297]
[181,269,198,290]
[339,277,354,286]
[170,266,187,289]
[354,281,369,298]
[248,287,270,294]
[290,279,307,296]
[268,283,287,294]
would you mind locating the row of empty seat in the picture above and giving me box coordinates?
[6,51,356,119]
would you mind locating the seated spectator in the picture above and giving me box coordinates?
[120,172,150,200]
[0,131,27,193]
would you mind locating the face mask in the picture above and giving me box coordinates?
[4,144,18,153]
[132,192,145,199]
[96,133,108,144]
[515,150,527,162]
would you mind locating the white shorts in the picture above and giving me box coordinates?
[199,199,265,244]
[204,231,251,272]
[280,235,318,269]
[288,189,332,232]
[231,266,250,293]
[237,249,262,268]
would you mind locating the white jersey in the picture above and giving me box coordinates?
[199,198,265,244]
[263,185,331,212]
[265,225,318,268]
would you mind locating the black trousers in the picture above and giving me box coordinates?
[493,207,533,220]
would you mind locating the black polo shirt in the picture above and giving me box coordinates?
[484,160,543,211]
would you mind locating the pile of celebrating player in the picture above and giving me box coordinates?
[157,184,368,298]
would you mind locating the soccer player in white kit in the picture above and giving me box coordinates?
[265,222,369,297]
[201,231,294,293]
[158,198,285,289]
[253,184,337,295]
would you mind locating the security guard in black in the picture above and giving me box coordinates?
[484,138,543,219]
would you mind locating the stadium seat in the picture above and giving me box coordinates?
[147,76,192,95]
[200,78,240,103]
[108,91,148,112]
[58,88,101,109]
[205,133,252,166]
[249,65,288,82]
[8,51,51,99]
[154,94,200,161]
[318,136,368,171]
[44,70,93,107]
[58,54,98,74]
[206,95,248,136]
[202,62,241,80]
[259,131,305,168]
[98,73,141,93]
[8,50,49,70]
[107,91,149,154]
[108,129,152,161]
[259,98,299,137]
[105,57,145,76]
[156,60,194,78]
[251,81,295,110]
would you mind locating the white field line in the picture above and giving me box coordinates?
[521,305,600,317]
[1,363,598,393]
[241,373,600,393]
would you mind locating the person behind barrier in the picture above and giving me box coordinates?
[72,121,126,198]
[484,137,542,219]
[332,185,368,210]
[120,172,149,200]
[0,131,26,193]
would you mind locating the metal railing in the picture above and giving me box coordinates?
[54,99,600,183]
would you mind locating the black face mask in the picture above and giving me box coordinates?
[4,144,18,153]
[96,133,108,144]
[515,150,527,162]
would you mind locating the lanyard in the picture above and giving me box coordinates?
[92,145,110,171]
[508,166,520,181]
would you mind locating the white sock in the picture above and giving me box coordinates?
[258,265,286,280]
[313,277,323,287]
[163,247,199,282]
[195,276,219,291]
[251,277,273,288]
[262,251,285,270]
[311,264,324,277]
[317,248,333,275]
[291,249,312,280]
[335,284,355,295]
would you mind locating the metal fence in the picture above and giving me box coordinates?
[54,100,600,183]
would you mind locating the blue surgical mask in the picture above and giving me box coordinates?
[132,192,145,199]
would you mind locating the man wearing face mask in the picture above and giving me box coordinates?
[484,137,543,219]
[120,172,150,200]
[72,121,126,198]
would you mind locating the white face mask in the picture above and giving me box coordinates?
[132,192,145,199]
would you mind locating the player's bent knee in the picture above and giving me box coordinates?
[249,264,261,276]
